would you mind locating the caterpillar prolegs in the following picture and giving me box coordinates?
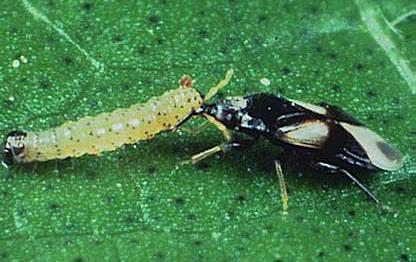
[2,69,234,167]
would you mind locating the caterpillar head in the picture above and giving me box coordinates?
[2,131,27,168]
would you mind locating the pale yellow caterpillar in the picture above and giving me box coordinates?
[2,69,234,166]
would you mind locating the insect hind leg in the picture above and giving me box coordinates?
[204,68,234,101]
[314,162,383,206]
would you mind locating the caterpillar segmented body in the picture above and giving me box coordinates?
[2,72,223,166]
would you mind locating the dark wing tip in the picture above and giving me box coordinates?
[376,141,404,168]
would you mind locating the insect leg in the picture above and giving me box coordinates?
[180,121,211,136]
[274,160,288,214]
[190,136,259,164]
[314,162,381,206]
[205,68,234,101]
[203,113,232,140]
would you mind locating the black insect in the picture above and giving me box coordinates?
[193,93,404,205]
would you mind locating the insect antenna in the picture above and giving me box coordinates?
[204,68,234,100]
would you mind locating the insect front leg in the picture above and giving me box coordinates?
[203,113,232,140]
[274,160,288,214]
[190,135,259,164]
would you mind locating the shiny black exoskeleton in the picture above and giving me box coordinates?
[200,93,404,204]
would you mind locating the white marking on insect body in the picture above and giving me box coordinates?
[340,122,404,171]
[288,99,327,115]
[112,123,124,132]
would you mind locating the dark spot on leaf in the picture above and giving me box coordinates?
[295,216,305,222]
[85,170,98,180]
[63,56,74,66]
[112,35,123,43]
[94,239,104,246]
[73,257,85,262]
[125,216,135,225]
[156,38,163,45]
[281,66,291,75]
[121,80,132,90]
[137,45,146,55]
[65,222,76,231]
[219,46,227,54]
[8,26,18,34]
[49,203,61,213]
[348,210,356,217]
[236,195,246,203]
[309,5,319,14]
[187,213,197,221]
[315,46,323,52]
[154,252,165,261]
[329,53,337,59]
[1,190,9,198]
[105,195,115,203]
[3,98,14,108]
[318,251,325,257]
[258,14,268,23]
[147,166,157,175]
[400,254,409,261]
[1,253,9,259]
[148,15,160,24]
[395,186,406,193]
[81,2,94,11]
[343,244,352,252]
[331,84,341,91]
[348,231,357,239]
[147,195,156,202]
[193,240,203,247]
[265,224,273,232]
[130,238,139,244]
[226,209,235,218]
[198,29,209,39]
[175,197,185,205]
[16,208,28,217]
[356,63,364,71]
[366,48,374,56]
[366,90,377,98]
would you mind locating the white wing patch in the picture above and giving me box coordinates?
[288,99,327,115]
[340,122,404,171]
[278,120,329,148]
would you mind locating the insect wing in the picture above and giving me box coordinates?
[339,122,404,171]
[288,99,327,115]
[277,120,330,149]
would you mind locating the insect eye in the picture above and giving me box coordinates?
[2,131,27,167]
[2,142,14,167]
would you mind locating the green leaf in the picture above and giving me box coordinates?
[1,0,415,261]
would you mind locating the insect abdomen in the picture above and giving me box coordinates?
[18,87,203,163]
